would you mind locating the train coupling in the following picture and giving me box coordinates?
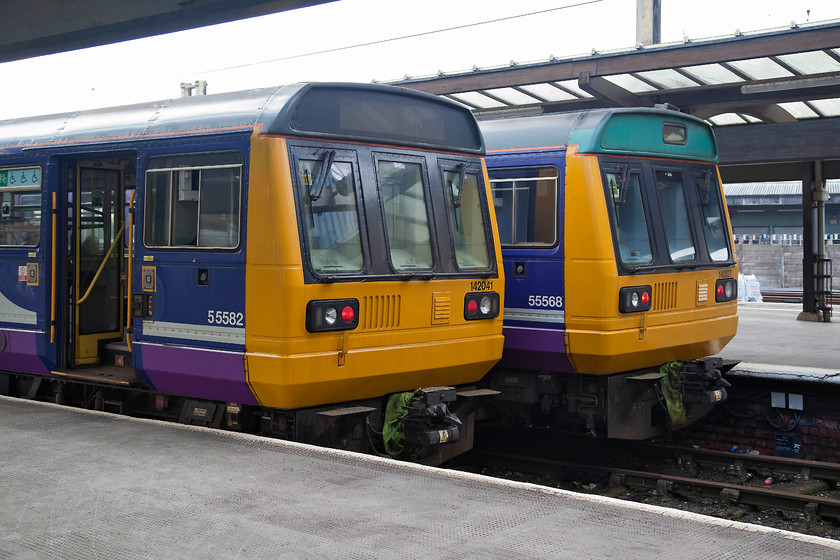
[401,387,462,447]
[681,357,730,405]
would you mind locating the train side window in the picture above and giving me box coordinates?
[377,160,433,271]
[144,152,243,249]
[299,157,363,273]
[604,168,653,265]
[655,170,696,263]
[694,169,731,262]
[0,166,42,247]
[489,167,557,246]
[443,165,490,270]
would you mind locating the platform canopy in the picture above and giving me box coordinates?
[0,0,337,64]
[388,20,840,181]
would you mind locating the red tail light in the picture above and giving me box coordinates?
[306,299,359,332]
[464,292,500,320]
[619,286,652,313]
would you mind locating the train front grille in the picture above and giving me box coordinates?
[652,281,678,311]
[361,294,401,331]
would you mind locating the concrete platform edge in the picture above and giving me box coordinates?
[4,394,840,551]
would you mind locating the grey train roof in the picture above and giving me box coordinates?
[0,82,483,154]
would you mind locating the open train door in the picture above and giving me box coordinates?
[69,161,126,366]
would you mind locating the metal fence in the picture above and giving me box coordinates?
[733,234,840,245]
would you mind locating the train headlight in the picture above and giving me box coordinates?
[715,278,737,302]
[619,286,652,313]
[479,295,492,315]
[324,307,338,325]
[464,292,500,320]
[306,299,359,332]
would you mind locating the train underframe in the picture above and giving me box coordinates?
[480,357,734,440]
[0,369,496,467]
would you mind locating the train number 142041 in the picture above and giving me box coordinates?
[470,280,493,291]
[528,295,563,308]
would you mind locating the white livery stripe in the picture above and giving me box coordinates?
[0,290,37,325]
[504,307,565,324]
[143,320,245,344]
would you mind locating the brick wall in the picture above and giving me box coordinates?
[674,377,840,463]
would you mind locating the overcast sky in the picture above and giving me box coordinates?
[0,0,837,120]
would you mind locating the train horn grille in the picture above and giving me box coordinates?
[361,295,401,331]
[653,281,678,311]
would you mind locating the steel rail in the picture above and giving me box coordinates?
[467,450,840,521]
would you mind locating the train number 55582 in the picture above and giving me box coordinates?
[528,295,563,308]
[207,310,244,326]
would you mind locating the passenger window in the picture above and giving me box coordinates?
[489,167,557,246]
[377,160,433,271]
[443,165,490,270]
[655,170,696,263]
[144,152,242,249]
[0,167,42,247]
[694,170,730,262]
[299,156,363,273]
[605,168,653,265]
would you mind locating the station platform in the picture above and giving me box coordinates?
[2,396,840,559]
[718,302,840,382]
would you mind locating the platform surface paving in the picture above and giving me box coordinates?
[719,302,840,380]
[2,395,840,559]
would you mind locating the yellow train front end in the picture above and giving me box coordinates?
[563,147,738,376]
[480,108,737,439]
[244,135,503,410]
[236,82,503,462]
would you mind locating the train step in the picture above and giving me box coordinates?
[51,365,139,387]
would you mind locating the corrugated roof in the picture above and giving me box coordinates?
[723,179,840,196]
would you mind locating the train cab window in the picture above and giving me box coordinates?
[443,165,490,270]
[0,166,42,247]
[694,170,731,262]
[377,159,433,271]
[299,156,363,273]
[144,152,243,249]
[604,168,653,265]
[489,167,557,246]
[655,170,695,263]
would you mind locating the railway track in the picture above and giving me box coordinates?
[466,446,840,522]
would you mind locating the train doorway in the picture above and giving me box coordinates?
[64,159,131,368]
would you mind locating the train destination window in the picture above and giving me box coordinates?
[145,152,242,249]
[695,170,731,262]
[299,155,363,273]
[490,167,557,246]
[655,170,696,263]
[444,165,490,270]
[604,167,653,265]
[377,160,433,271]
[0,166,42,247]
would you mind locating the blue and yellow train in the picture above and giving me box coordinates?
[479,107,738,439]
[0,83,505,464]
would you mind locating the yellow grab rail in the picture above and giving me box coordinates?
[76,223,125,305]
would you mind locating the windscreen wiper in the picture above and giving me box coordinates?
[309,149,336,202]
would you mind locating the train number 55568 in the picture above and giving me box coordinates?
[528,295,563,308]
